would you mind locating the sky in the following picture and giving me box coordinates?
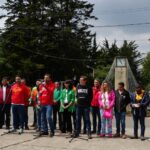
[0,0,150,55]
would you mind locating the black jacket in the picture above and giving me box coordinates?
[115,89,131,113]
[76,84,93,107]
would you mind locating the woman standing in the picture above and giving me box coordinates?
[99,81,115,137]
[60,80,75,134]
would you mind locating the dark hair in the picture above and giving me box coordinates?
[44,74,51,78]
[65,80,73,90]
[80,75,87,81]
[118,82,124,87]
[15,75,21,78]
[2,77,8,81]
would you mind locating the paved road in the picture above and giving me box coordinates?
[0,107,150,150]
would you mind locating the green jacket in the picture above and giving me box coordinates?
[60,89,75,112]
[53,88,61,102]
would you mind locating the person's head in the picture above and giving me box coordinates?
[21,78,26,85]
[101,81,111,93]
[118,82,125,91]
[64,80,73,90]
[2,77,8,86]
[136,84,143,94]
[36,79,42,87]
[55,82,60,89]
[79,76,87,86]
[44,74,51,83]
[15,75,21,84]
[94,79,100,88]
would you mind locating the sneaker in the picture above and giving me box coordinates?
[73,132,79,138]
[88,134,92,139]
[108,134,112,138]
[113,133,120,138]
[39,131,48,136]
[18,128,24,134]
[25,126,29,130]
[122,134,127,139]
[91,130,96,134]
[49,132,55,137]
[140,136,145,141]
[9,128,17,133]
[99,134,105,137]
[131,136,138,139]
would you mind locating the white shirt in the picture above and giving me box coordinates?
[2,86,7,102]
[64,90,68,104]
[102,92,109,107]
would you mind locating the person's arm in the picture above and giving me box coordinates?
[65,90,75,109]
[108,90,115,109]
[126,91,131,106]
[89,87,93,104]
[141,92,150,107]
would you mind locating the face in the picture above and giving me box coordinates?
[36,81,41,86]
[55,82,60,88]
[118,84,124,91]
[21,79,26,85]
[2,79,8,86]
[103,83,108,90]
[44,75,51,83]
[64,83,69,89]
[136,87,142,94]
[94,80,100,88]
[80,78,87,86]
[15,76,21,84]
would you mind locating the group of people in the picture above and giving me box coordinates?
[0,74,149,141]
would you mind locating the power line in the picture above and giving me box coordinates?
[0,22,150,31]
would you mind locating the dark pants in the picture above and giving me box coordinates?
[0,104,11,128]
[91,106,101,134]
[12,105,25,129]
[133,111,145,137]
[24,106,28,127]
[36,108,41,130]
[115,112,126,135]
[61,108,72,133]
[53,103,61,130]
[33,107,37,126]
[76,106,91,134]
[41,105,54,133]
[72,111,76,131]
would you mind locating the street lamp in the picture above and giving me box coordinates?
[86,65,95,78]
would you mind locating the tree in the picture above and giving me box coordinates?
[141,52,150,90]
[0,0,97,82]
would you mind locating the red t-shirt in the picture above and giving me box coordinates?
[11,83,28,105]
[39,82,55,105]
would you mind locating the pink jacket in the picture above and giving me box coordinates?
[98,90,115,111]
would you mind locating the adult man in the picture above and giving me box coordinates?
[21,78,31,130]
[114,82,130,138]
[131,84,150,141]
[39,74,55,137]
[91,79,101,135]
[74,76,93,139]
[0,77,11,129]
[11,75,29,133]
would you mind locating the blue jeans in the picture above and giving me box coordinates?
[115,112,126,134]
[100,109,112,135]
[12,105,25,129]
[76,106,91,134]
[41,105,54,133]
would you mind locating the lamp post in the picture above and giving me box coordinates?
[86,65,95,78]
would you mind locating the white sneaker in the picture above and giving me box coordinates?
[18,128,24,134]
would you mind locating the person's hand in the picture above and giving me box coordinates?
[53,100,57,104]
[64,105,69,109]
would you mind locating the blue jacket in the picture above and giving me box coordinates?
[131,91,150,117]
